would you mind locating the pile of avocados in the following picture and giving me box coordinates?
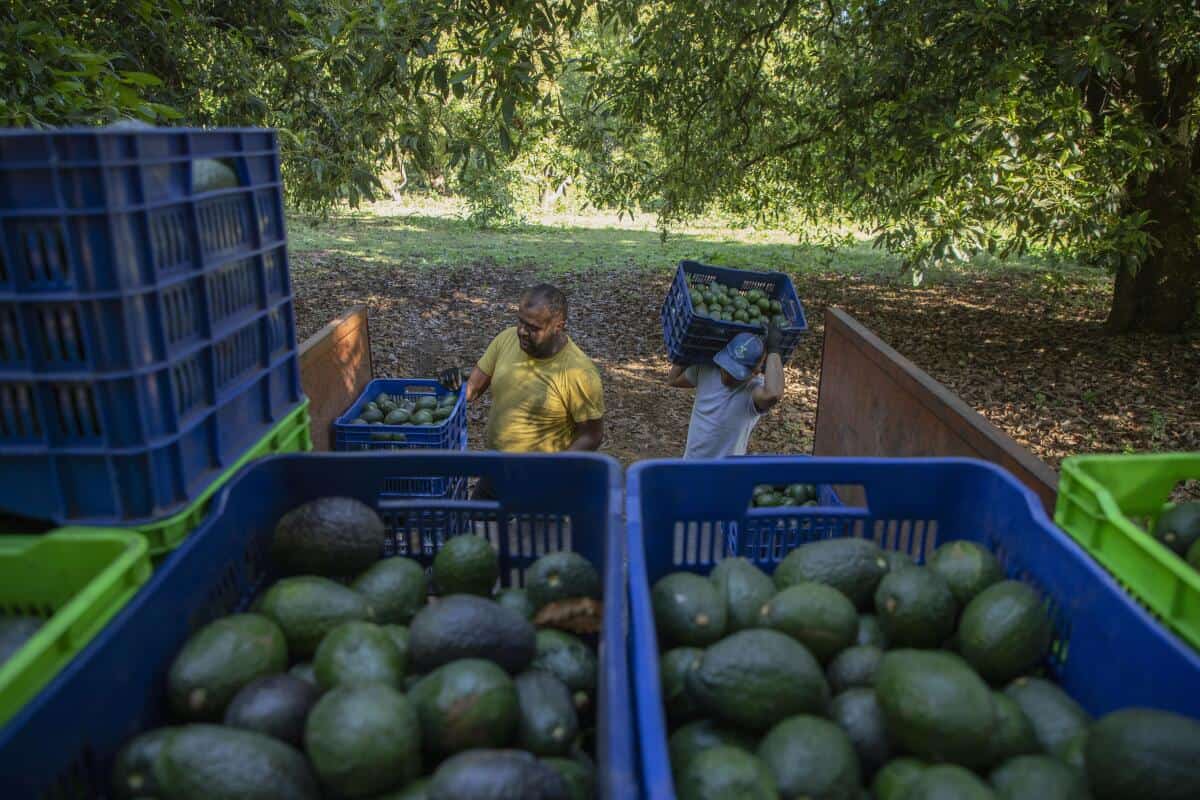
[350,390,459,443]
[651,536,1200,800]
[112,497,603,800]
[687,279,787,329]
[1150,499,1200,572]
[750,483,819,508]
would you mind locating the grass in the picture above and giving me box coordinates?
[288,194,1099,284]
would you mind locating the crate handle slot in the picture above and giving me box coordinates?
[377,497,501,514]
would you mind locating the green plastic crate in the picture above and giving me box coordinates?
[1056,452,1200,650]
[0,529,151,726]
[133,400,313,557]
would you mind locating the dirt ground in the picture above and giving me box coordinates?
[291,252,1199,470]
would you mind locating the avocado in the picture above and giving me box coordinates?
[986,690,1039,766]
[314,621,405,689]
[525,551,601,610]
[532,629,597,698]
[257,576,373,657]
[855,614,888,648]
[154,724,319,800]
[372,778,432,798]
[989,754,1088,800]
[827,645,883,694]
[410,658,519,756]
[760,582,858,663]
[428,749,571,800]
[774,538,890,610]
[111,727,175,799]
[901,764,995,800]
[661,647,704,722]
[0,615,43,667]
[873,567,957,648]
[875,649,996,769]
[1187,537,1200,569]
[353,557,428,624]
[669,719,758,775]
[223,674,320,746]
[677,745,779,800]
[1058,729,1087,772]
[710,557,777,631]
[409,594,536,673]
[1153,501,1200,555]
[434,536,500,596]
[541,757,594,800]
[495,587,536,619]
[273,497,385,577]
[652,572,727,647]
[927,540,1004,606]
[385,408,412,425]
[515,670,579,756]
[1003,677,1091,756]
[829,688,889,777]
[305,684,422,798]
[958,580,1052,684]
[289,662,318,686]
[416,395,439,410]
[383,624,410,673]
[871,758,925,800]
[1085,707,1200,800]
[883,549,916,573]
[757,714,862,800]
[167,613,288,720]
[688,629,830,732]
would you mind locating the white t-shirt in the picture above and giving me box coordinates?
[682,365,765,459]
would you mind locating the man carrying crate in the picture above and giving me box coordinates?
[667,322,785,458]
[440,284,605,496]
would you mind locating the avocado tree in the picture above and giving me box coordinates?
[579,0,1200,332]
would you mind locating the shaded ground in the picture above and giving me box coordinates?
[290,251,1199,470]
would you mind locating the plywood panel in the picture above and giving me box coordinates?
[813,308,1058,513]
[299,306,372,451]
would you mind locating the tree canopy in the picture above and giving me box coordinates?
[4,0,1197,331]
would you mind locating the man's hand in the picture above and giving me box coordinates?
[438,367,468,392]
[764,319,786,356]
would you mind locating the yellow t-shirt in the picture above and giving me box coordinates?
[478,327,605,452]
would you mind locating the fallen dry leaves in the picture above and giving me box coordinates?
[290,252,1199,471]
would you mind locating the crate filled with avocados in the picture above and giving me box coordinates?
[1056,453,1200,650]
[334,378,467,453]
[627,457,1200,800]
[0,452,630,800]
[660,260,808,365]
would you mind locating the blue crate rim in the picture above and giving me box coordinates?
[625,455,1200,800]
[0,126,278,138]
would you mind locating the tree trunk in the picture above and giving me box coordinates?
[1105,164,1200,334]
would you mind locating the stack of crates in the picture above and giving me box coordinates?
[0,126,307,547]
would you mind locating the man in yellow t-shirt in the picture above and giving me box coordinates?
[441,284,605,463]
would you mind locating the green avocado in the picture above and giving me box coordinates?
[660,646,705,722]
[166,614,288,721]
[222,674,320,747]
[525,551,601,610]
[155,724,319,800]
[272,497,385,577]
[874,567,957,648]
[829,688,889,778]
[427,749,571,800]
[958,580,1052,684]
[305,684,422,798]
[756,714,862,800]
[257,576,374,657]
[669,719,757,776]
[760,582,858,663]
[710,557,776,632]
[1085,707,1200,800]
[927,540,1004,606]
[1003,677,1091,757]
[409,594,536,674]
[434,535,499,596]
[313,621,405,690]
[515,670,580,756]
[989,754,1089,800]
[652,572,727,647]
[774,539,890,610]
[409,658,518,757]
[677,746,779,800]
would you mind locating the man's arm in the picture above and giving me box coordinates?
[567,417,604,451]
[668,364,696,388]
[752,321,786,413]
[465,367,491,402]
[751,353,784,412]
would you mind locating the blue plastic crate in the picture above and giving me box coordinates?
[0,127,303,524]
[0,451,636,800]
[334,379,468,495]
[626,456,1200,800]
[661,260,809,366]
